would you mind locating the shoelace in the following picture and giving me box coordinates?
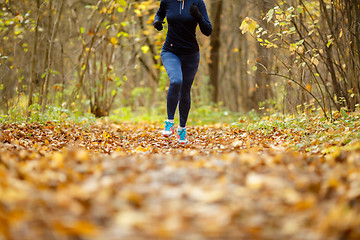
[164,121,173,131]
[178,129,186,140]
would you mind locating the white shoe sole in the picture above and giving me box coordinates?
[178,139,188,144]
[162,130,173,137]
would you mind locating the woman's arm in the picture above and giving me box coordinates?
[154,0,166,24]
[195,0,212,37]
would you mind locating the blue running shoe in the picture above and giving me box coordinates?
[162,121,175,137]
[177,127,188,144]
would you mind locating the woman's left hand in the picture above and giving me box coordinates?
[190,3,203,21]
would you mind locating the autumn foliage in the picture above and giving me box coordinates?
[1,0,360,238]
[1,115,360,240]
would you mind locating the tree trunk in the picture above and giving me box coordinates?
[39,0,52,104]
[42,0,65,111]
[252,0,272,111]
[351,0,360,109]
[27,0,40,113]
[209,0,223,103]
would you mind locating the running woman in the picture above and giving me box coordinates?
[153,0,212,144]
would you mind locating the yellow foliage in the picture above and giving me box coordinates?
[240,17,258,35]
[110,37,118,46]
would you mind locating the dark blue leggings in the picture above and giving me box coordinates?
[161,49,200,127]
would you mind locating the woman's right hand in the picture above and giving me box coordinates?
[153,21,164,31]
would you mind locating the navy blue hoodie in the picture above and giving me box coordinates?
[154,0,212,55]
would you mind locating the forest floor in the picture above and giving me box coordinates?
[1,113,360,240]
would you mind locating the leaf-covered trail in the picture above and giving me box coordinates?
[0,121,288,154]
[1,122,360,240]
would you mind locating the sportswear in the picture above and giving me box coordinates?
[154,0,212,55]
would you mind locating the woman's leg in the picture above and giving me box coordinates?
[160,50,183,121]
[178,52,200,127]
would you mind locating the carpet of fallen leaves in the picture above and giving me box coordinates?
[1,120,360,240]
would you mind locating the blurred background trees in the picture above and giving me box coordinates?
[0,0,359,119]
